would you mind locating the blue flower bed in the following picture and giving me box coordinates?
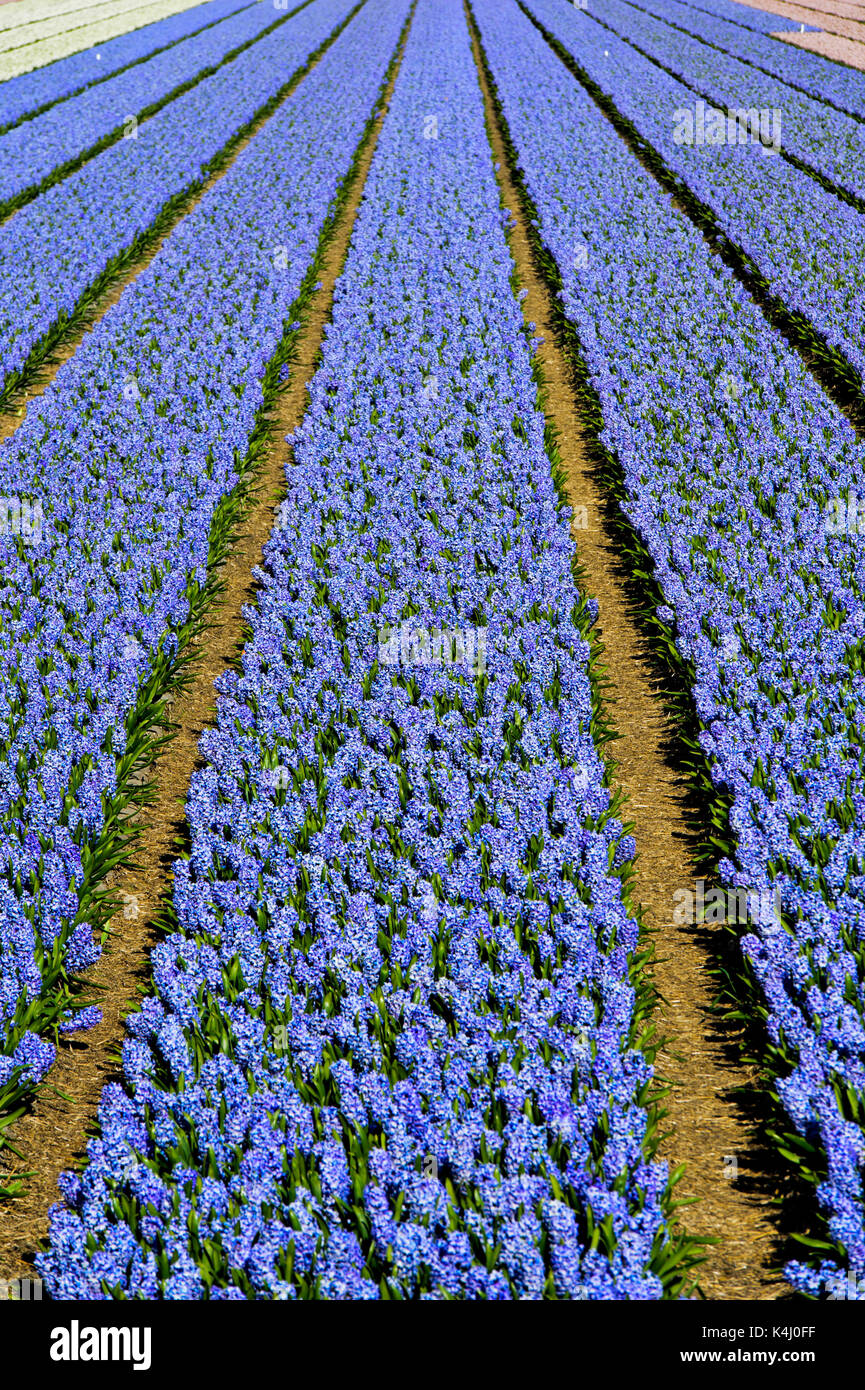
[35,0,694,1301]
[0,0,358,401]
[474,0,865,1298]
[0,0,406,1169]
[0,0,252,135]
[628,0,865,119]
[522,0,865,393]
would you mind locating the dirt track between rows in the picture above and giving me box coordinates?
[469,2,791,1300]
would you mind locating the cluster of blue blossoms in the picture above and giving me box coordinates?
[0,0,404,1154]
[524,0,865,397]
[0,0,358,399]
[37,0,677,1300]
[476,0,865,1296]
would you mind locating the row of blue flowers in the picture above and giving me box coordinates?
[522,0,865,395]
[35,0,697,1299]
[475,0,865,1298]
[0,0,250,135]
[0,0,405,1179]
[0,0,358,401]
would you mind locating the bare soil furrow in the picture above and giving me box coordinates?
[469,6,789,1300]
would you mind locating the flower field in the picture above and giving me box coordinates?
[0,0,863,1308]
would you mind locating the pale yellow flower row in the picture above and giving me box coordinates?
[0,0,135,37]
[0,0,211,78]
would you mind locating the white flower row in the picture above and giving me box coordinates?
[0,0,209,78]
[0,0,158,42]
[0,1,111,37]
